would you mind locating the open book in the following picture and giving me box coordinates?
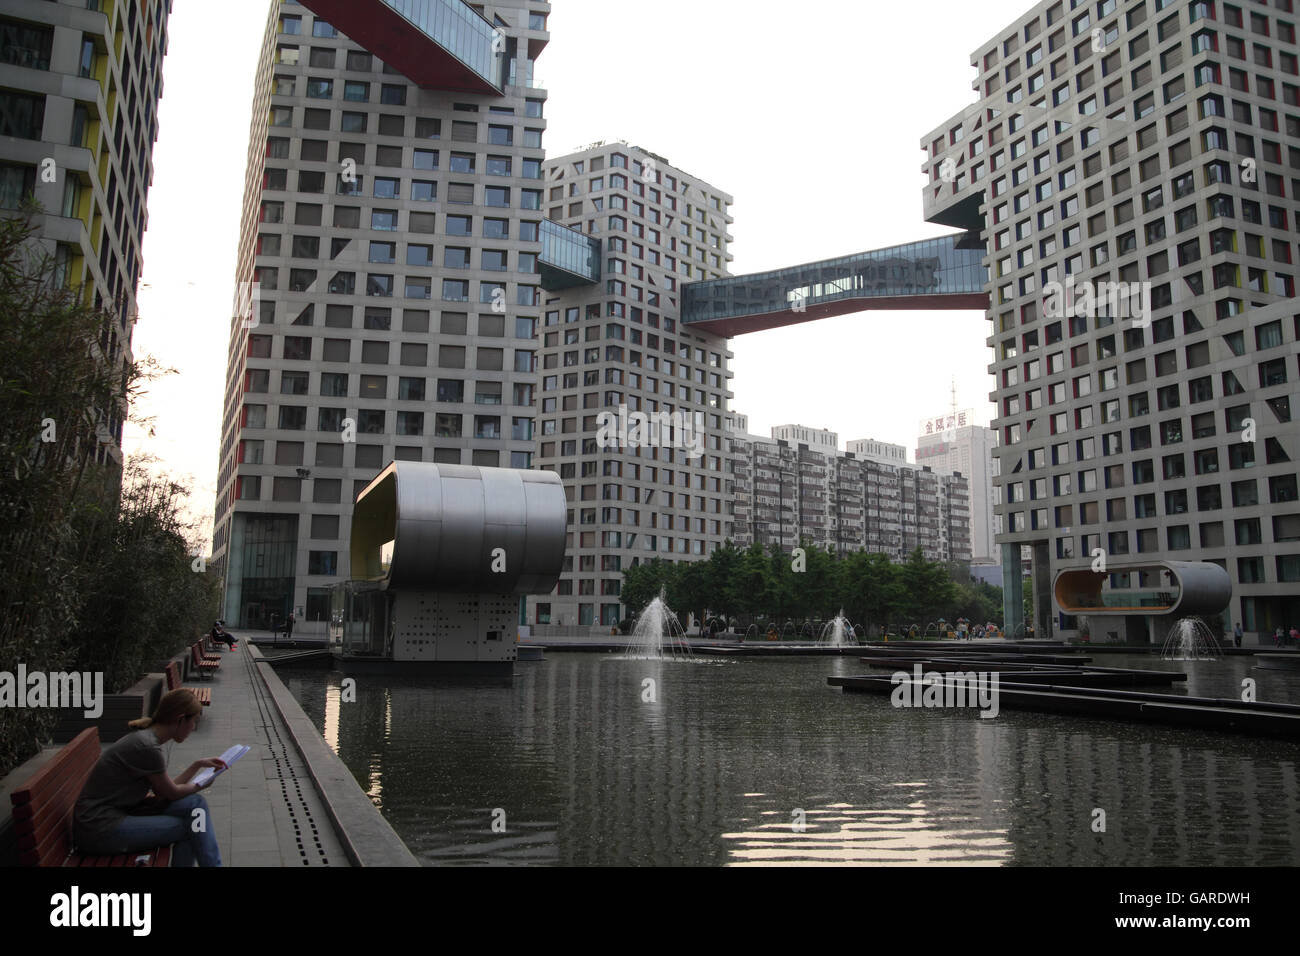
[192,744,250,787]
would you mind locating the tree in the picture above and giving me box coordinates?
[899,548,957,623]
[672,560,710,633]
[621,558,675,619]
[842,551,903,634]
[0,210,217,776]
[952,578,1002,627]
[766,542,797,622]
[800,541,839,621]
[735,543,772,624]
[704,541,743,625]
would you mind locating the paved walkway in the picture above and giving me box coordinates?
[171,637,346,866]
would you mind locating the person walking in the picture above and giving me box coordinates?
[1233,622,1243,648]
[1290,625,1299,648]
[1275,626,1285,647]
[74,690,227,866]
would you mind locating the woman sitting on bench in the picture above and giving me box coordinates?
[73,689,227,867]
[210,620,237,650]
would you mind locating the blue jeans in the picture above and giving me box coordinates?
[78,794,222,867]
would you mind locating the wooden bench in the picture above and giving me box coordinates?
[9,728,172,867]
[203,631,236,654]
[164,661,211,707]
[190,642,219,680]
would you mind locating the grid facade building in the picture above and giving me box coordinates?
[528,144,735,628]
[211,0,551,629]
[0,0,173,461]
[924,0,1300,637]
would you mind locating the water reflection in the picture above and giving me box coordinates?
[285,655,1300,866]
[723,788,1013,865]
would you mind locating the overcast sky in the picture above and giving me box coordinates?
[125,0,1036,547]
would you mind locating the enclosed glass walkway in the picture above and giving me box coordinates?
[681,234,988,337]
[539,219,601,290]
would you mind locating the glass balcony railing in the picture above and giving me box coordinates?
[381,0,506,91]
[539,219,600,290]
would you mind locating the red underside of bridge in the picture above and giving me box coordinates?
[298,0,499,93]
[687,292,991,337]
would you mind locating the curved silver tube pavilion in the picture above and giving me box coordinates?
[352,462,566,595]
[336,463,567,674]
[1053,560,1232,618]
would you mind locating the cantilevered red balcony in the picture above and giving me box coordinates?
[299,0,506,93]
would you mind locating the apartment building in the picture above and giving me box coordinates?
[529,143,736,628]
[0,0,173,462]
[211,0,551,629]
[923,0,1300,636]
[845,438,910,466]
[730,428,973,563]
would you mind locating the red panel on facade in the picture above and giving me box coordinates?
[297,0,500,93]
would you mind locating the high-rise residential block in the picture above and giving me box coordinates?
[731,428,972,563]
[529,143,736,629]
[924,0,1300,638]
[211,0,551,630]
[0,0,173,461]
[845,438,910,467]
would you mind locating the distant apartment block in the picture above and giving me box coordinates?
[731,426,972,563]
[846,437,909,466]
[771,423,839,456]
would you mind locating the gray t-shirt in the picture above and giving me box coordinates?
[74,728,167,841]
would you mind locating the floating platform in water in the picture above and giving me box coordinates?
[861,651,1092,666]
[695,643,868,656]
[1255,653,1300,671]
[857,657,1182,687]
[258,647,334,666]
[828,674,1300,739]
[526,640,863,655]
[516,645,546,662]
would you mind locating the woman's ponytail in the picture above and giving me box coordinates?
[129,689,200,730]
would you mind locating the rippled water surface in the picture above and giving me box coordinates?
[285,652,1300,866]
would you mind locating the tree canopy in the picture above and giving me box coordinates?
[621,540,1001,635]
[0,211,218,776]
